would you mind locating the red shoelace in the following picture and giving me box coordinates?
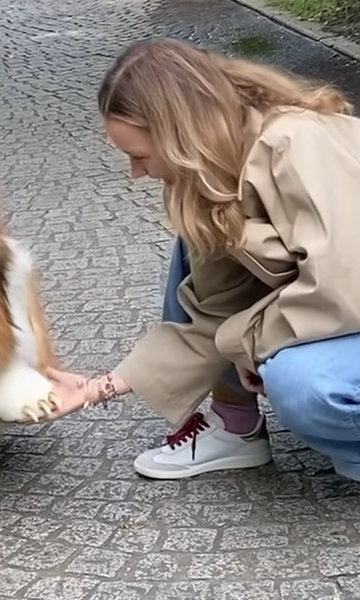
[166,412,210,460]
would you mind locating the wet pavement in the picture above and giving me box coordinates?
[1,0,360,598]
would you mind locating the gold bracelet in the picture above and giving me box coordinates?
[97,372,120,409]
[78,372,120,411]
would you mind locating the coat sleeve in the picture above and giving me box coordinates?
[115,254,269,425]
[216,116,360,371]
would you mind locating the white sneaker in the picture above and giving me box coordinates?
[134,409,272,479]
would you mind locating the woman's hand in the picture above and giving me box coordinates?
[42,368,90,421]
[237,367,264,395]
[40,367,130,422]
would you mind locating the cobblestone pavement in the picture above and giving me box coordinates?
[1,1,360,598]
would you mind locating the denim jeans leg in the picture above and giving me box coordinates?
[259,333,360,481]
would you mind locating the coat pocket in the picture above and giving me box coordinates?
[229,220,298,289]
[240,250,297,289]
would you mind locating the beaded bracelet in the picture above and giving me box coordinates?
[96,372,118,409]
[79,372,120,410]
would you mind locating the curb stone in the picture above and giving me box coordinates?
[233,0,360,63]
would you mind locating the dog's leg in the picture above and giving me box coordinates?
[0,244,60,423]
[26,270,59,376]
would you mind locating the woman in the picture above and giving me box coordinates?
[45,38,360,482]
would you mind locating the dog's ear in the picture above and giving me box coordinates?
[26,270,59,376]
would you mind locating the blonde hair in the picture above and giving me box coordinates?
[98,38,352,256]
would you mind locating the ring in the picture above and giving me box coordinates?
[83,400,91,409]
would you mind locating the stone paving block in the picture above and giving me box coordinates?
[254,548,318,579]
[105,438,152,460]
[0,494,54,514]
[75,479,132,501]
[202,502,253,526]
[292,522,350,547]
[89,582,153,600]
[318,497,360,520]
[187,552,252,579]
[243,472,304,501]
[0,511,22,532]
[0,567,36,596]
[58,438,105,457]
[279,579,341,600]
[110,525,161,553]
[29,473,84,496]
[310,475,360,500]
[4,437,56,455]
[43,420,94,439]
[318,547,360,577]
[6,515,63,542]
[0,470,37,492]
[220,524,289,550]
[52,457,103,477]
[91,420,135,440]
[254,498,319,523]
[154,502,203,527]
[212,581,280,600]
[66,547,128,578]
[337,575,360,600]
[131,481,181,502]
[132,553,181,581]
[0,536,27,561]
[296,450,334,475]
[57,519,115,547]
[272,453,303,473]
[100,501,154,525]
[8,541,75,570]
[108,460,142,480]
[0,453,57,473]
[50,499,102,520]
[24,576,98,600]
[185,480,246,502]
[162,528,218,553]
[155,581,210,600]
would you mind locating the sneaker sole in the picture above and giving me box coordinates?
[134,444,272,480]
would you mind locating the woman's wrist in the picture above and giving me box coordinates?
[84,372,131,405]
[112,372,132,395]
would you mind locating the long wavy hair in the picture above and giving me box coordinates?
[98,38,352,256]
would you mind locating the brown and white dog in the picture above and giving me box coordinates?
[0,232,59,423]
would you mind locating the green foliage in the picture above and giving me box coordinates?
[268,0,360,23]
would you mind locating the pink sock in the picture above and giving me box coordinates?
[212,400,261,435]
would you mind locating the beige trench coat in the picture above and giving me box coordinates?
[116,108,360,425]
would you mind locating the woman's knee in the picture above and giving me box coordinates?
[259,347,319,433]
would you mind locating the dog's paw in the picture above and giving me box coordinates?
[21,390,60,423]
[0,365,61,423]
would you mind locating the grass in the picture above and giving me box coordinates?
[266,0,359,24]
[230,34,276,56]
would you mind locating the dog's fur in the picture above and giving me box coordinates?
[0,232,59,422]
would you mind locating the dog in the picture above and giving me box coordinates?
[0,230,59,423]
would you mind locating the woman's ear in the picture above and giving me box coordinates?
[26,269,59,376]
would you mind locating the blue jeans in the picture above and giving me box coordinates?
[259,337,360,481]
[164,238,360,481]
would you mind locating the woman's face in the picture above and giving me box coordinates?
[105,118,169,181]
